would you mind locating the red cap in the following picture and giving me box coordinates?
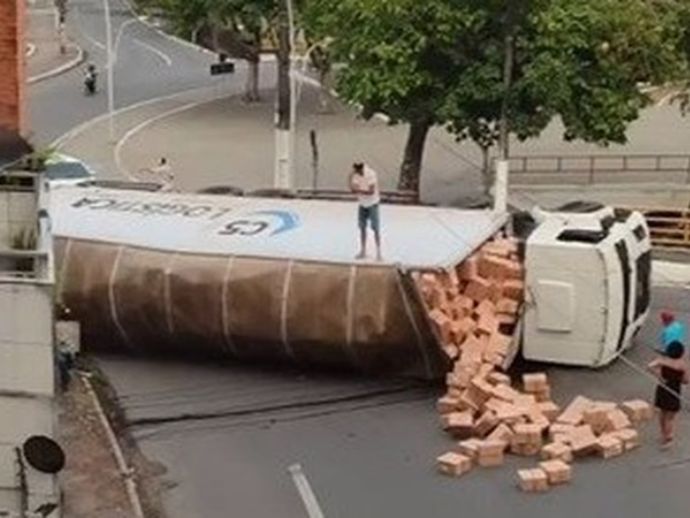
[661,311,674,325]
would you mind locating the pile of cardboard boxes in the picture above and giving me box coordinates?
[415,236,653,493]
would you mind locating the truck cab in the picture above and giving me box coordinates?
[522,205,651,367]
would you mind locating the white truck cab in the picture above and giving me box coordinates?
[522,205,651,367]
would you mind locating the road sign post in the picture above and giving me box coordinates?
[210,54,235,76]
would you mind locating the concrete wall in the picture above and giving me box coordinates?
[0,0,26,134]
[0,172,57,515]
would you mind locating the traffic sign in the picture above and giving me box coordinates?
[211,62,235,75]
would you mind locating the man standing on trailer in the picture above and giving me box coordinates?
[349,162,382,261]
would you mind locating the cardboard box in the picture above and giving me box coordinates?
[533,386,552,403]
[486,423,514,445]
[487,333,512,357]
[513,394,538,409]
[496,298,520,315]
[612,428,640,451]
[446,372,467,390]
[456,438,483,461]
[437,452,472,477]
[595,434,624,459]
[437,395,459,414]
[491,384,521,403]
[556,396,592,426]
[459,256,479,281]
[482,241,512,258]
[477,311,499,337]
[518,468,549,492]
[487,371,511,386]
[604,409,632,432]
[476,363,496,380]
[496,404,527,425]
[476,437,506,467]
[513,423,543,445]
[539,460,572,485]
[465,276,492,302]
[583,405,610,435]
[569,425,598,457]
[474,410,500,437]
[441,411,474,438]
[541,442,573,463]
[526,408,551,432]
[523,373,549,393]
[537,401,561,422]
[621,400,654,423]
[502,280,525,302]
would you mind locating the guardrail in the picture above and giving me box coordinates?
[506,154,690,184]
[629,207,690,249]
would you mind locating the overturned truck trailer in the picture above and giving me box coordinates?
[51,187,509,379]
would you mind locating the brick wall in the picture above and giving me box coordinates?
[0,0,25,135]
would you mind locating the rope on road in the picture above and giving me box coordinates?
[617,352,690,408]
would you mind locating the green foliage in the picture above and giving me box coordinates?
[445,0,686,151]
[306,0,477,125]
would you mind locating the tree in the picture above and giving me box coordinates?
[151,0,278,102]
[305,0,478,192]
[443,0,686,195]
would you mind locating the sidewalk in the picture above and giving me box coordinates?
[57,371,167,518]
[27,5,83,83]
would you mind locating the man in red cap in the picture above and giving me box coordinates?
[660,311,686,354]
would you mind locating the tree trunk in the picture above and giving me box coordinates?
[245,57,261,102]
[398,119,431,192]
[318,68,334,114]
[276,15,291,131]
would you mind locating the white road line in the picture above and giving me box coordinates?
[114,98,221,179]
[132,38,172,66]
[82,30,106,51]
[288,464,326,518]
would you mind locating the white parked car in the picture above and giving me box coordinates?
[43,153,95,188]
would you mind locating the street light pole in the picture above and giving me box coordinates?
[273,0,297,190]
[287,0,297,187]
[103,0,115,142]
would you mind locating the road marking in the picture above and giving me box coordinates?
[114,99,219,180]
[132,38,172,66]
[82,30,106,51]
[288,464,326,518]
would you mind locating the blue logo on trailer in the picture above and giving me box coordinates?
[219,210,301,237]
[250,210,300,236]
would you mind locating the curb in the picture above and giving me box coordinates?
[80,373,146,518]
[28,43,85,84]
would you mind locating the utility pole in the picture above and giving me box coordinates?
[273,0,296,189]
[103,0,115,142]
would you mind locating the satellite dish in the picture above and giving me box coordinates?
[22,436,65,474]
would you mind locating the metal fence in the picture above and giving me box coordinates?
[506,154,690,184]
[630,207,690,249]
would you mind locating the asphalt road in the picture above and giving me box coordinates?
[28,0,221,144]
[98,286,690,518]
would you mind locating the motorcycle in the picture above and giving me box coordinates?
[84,72,97,95]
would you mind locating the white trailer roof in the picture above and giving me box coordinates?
[51,187,507,269]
